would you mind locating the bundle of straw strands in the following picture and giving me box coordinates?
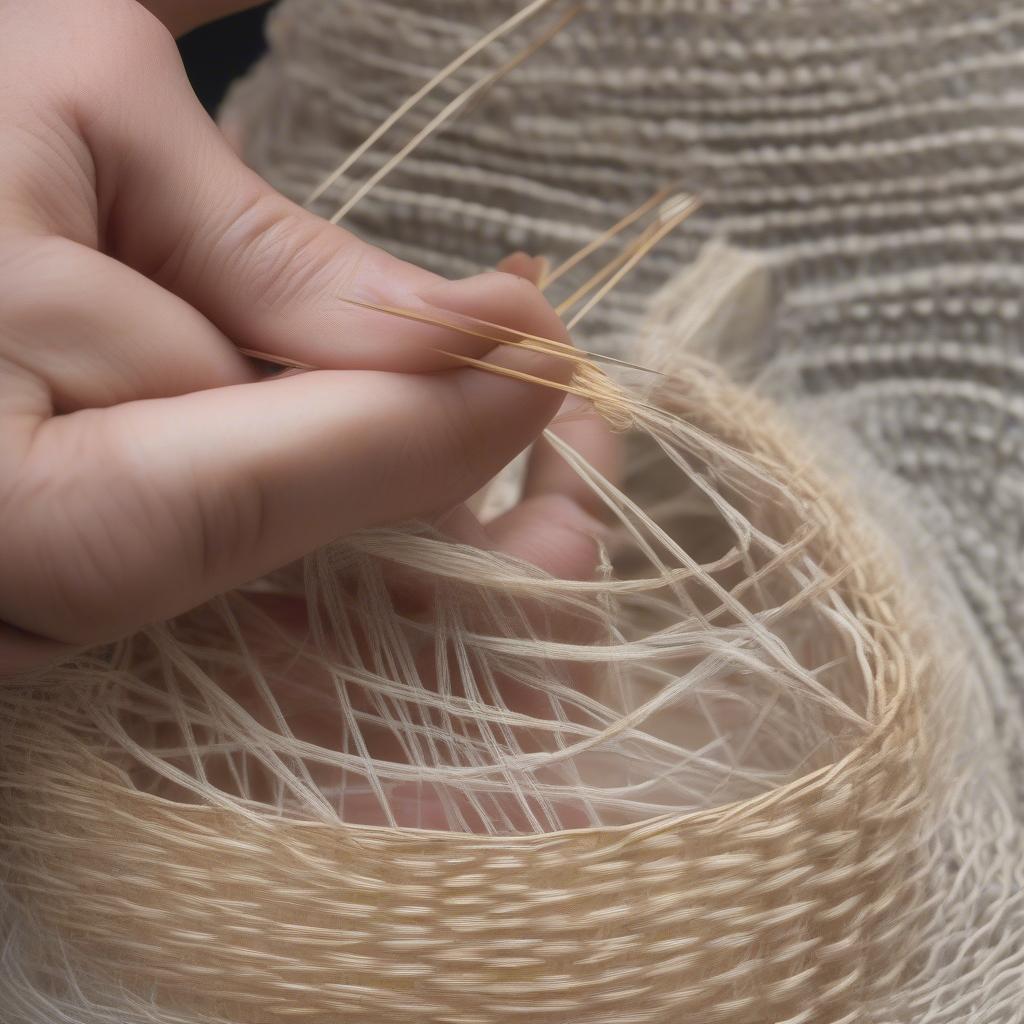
[2,1,1018,1022]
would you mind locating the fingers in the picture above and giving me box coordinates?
[481,252,622,576]
[0,341,568,649]
[1,1,572,379]
[523,396,623,521]
[0,3,579,668]
[487,494,608,582]
[441,396,620,583]
[68,4,570,375]
[0,236,255,412]
[493,249,623,541]
[0,621,81,677]
[496,252,550,286]
[486,389,623,577]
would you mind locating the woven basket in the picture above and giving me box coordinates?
[0,359,942,1024]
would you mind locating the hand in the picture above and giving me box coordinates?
[0,0,573,673]
[164,254,622,831]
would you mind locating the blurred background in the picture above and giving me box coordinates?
[179,2,277,114]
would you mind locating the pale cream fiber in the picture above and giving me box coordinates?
[0,351,952,1023]
[2,1,1023,1022]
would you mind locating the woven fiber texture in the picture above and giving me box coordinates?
[1,355,947,1023]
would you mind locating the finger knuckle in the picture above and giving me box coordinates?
[0,239,96,366]
[189,464,267,584]
[0,418,121,644]
[443,376,497,490]
[201,193,366,315]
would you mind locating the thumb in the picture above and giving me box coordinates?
[86,6,570,374]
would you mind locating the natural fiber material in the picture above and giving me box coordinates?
[3,1,1024,1021]
[0,346,949,1022]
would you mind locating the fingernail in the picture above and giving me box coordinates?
[420,268,560,315]
[495,252,550,288]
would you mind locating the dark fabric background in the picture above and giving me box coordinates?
[178,3,277,115]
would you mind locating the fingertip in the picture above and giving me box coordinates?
[453,342,580,489]
[488,494,607,581]
[524,396,623,520]
[496,252,550,287]
[421,270,572,349]
[423,270,576,435]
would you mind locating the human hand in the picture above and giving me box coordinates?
[0,0,573,673]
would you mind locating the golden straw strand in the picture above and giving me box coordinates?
[566,196,702,329]
[327,7,580,225]
[555,218,663,317]
[304,0,560,207]
[339,298,662,376]
[432,348,633,429]
[541,184,676,290]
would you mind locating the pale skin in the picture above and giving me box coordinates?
[0,0,618,674]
